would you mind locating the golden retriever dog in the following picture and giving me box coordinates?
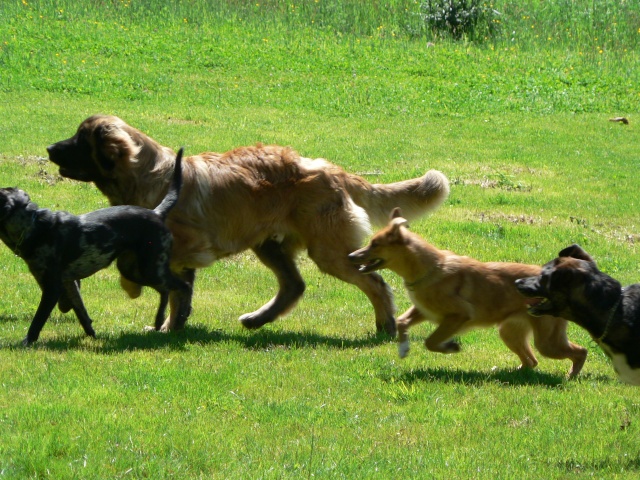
[349,208,587,377]
[46,115,450,335]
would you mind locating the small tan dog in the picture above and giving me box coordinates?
[348,209,587,377]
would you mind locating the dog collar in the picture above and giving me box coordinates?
[597,288,625,342]
[14,211,38,251]
[404,273,431,291]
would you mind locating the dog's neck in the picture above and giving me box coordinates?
[1,206,39,255]
[596,289,625,342]
[404,270,434,290]
[97,144,176,209]
[397,237,442,290]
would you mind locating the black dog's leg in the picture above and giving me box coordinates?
[240,240,305,329]
[169,268,194,330]
[62,280,96,338]
[155,291,171,331]
[24,283,62,345]
[58,279,80,313]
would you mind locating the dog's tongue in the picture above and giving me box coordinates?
[523,297,544,307]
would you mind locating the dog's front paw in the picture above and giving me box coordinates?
[398,340,410,358]
[377,316,397,338]
[239,312,269,330]
[426,338,461,353]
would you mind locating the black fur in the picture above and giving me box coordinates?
[516,244,640,383]
[0,149,190,345]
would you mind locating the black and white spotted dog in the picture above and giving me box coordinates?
[0,149,191,345]
[516,244,640,386]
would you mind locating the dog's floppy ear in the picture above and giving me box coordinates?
[92,122,141,176]
[0,189,12,220]
[558,244,594,262]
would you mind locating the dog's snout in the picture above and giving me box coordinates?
[348,250,365,262]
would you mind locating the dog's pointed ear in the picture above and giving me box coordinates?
[390,208,409,230]
[559,244,594,262]
[388,215,409,242]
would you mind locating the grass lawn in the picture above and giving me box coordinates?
[0,1,639,478]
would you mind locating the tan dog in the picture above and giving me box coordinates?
[349,209,587,376]
[46,115,450,335]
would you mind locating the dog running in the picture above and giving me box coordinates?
[0,149,190,345]
[46,114,450,336]
[349,209,587,377]
[516,244,640,385]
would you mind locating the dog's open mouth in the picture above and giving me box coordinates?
[524,296,553,316]
[58,167,91,182]
[357,258,384,273]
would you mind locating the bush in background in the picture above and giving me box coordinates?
[420,0,501,42]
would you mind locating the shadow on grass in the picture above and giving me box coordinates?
[392,366,584,388]
[558,455,640,473]
[26,324,392,353]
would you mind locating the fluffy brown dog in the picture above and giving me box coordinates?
[349,209,587,376]
[47,115,449,335]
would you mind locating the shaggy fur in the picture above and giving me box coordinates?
[0,149,190,345]
[516,244,640,385]
[349,209,587,377]
[47,115,450,335]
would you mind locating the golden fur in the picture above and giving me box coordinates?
[349,209,587,376]
[47,115,450,334]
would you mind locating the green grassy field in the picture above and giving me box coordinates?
[1,1,639,478]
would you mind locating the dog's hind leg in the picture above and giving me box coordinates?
[24,281,63,345]
[239,239,306,329]
[396,305,426,358]
[159,268,195,331]
[62,280,96,338]
[306,243,397,336]
[423,314,467,353]
[531,316,587,378]
[58,280,80,313]
[154,291,171,331]
[159,273,192,331]
[498,316,538,371]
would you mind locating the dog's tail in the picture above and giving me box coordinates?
[154,147,184,220]
[345,169,449,227]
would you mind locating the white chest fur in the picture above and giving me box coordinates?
[406,290,440,322]
[599,343,640,386]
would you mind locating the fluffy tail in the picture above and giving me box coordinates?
[345,170,449,227]
[154,147,184,219]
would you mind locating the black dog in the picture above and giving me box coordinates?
[515,244,640,385]
[0,149,191,345]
